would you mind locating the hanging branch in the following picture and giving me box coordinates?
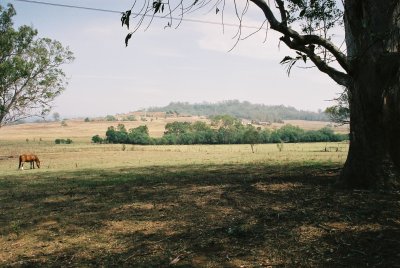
[123,0,351,88]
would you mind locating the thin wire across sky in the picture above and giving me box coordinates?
[12,0,267,30]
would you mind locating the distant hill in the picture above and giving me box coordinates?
[147,100,329,122]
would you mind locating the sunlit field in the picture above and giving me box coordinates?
[0,141,349,174]
[0,119,349,173]
[1,121,398,267]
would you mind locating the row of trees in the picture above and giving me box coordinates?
[92,119,347,147]
[148,100,329,122]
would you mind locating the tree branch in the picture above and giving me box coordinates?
[275,0,288,26]
[280,36,351,87]
[250,0,351,86]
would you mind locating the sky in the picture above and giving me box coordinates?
[3,0,345,117]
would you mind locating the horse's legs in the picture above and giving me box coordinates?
[31,161,34,169]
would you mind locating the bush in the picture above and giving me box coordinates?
[124,115,136,121]
[105,115,117,121]
[55,138,73,144]
[92,135,103,144]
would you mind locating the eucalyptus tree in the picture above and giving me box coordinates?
[122,0,400,189]
[0,4,74,126]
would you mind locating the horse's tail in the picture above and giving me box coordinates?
[35,155,41,168]
[18,155,22,169]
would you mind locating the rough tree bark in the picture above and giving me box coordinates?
[340,0,400,188]
[252,0,400,188]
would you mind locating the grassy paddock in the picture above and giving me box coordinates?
[1,132,399,267]
[0,141,348,175]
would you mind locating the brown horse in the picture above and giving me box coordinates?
[18,154,40,170]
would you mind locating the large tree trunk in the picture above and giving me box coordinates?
[340,0,400,189]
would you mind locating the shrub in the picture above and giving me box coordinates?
[125,115,136,121]
[92,135,103,144]
[55,138,73,144]
[105,115,117,121]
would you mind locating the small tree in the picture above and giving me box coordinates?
[105,126,117,143]
[52,112,60,122]
[125,115,136,121]
[128,125,150,144]
[105,115,117,121]
[164,121,191,135]
[92,134,103,144]
[243,125,260,153]
[0,4,74,126]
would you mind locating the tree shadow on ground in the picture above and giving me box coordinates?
[0,162,399,267]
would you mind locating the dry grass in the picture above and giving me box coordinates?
[0,116,209,142]
[1,122,398,267]
[0,142,348,175]
[0,163,399,267]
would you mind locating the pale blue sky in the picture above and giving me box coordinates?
[3,0,345,117]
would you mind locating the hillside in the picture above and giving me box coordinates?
[147,100,329,122]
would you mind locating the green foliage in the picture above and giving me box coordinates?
[128,125,150,144]
[91,135,103,144]
[325,92,350,125]
[243,125,260,145]
[0,4,74,126]
[287,0,343,34]
[210,114,241,129]
[105,115,117,121]
[103,124,150,145]
[124,115,136,121]
[117,123,127,133]
[191,121,211,132]
[84,117,90,122]
[275,124,304,143]
[164,121,191,135]
[98,121,348,146]
[148,100,328,122]
[55,138,72,144]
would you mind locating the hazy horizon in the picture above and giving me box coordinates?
[47,99,328,119]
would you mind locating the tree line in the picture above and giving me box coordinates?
[92,116,347,146]
[147,100,329,122]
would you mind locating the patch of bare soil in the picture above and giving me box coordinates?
[0,163,399,267]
